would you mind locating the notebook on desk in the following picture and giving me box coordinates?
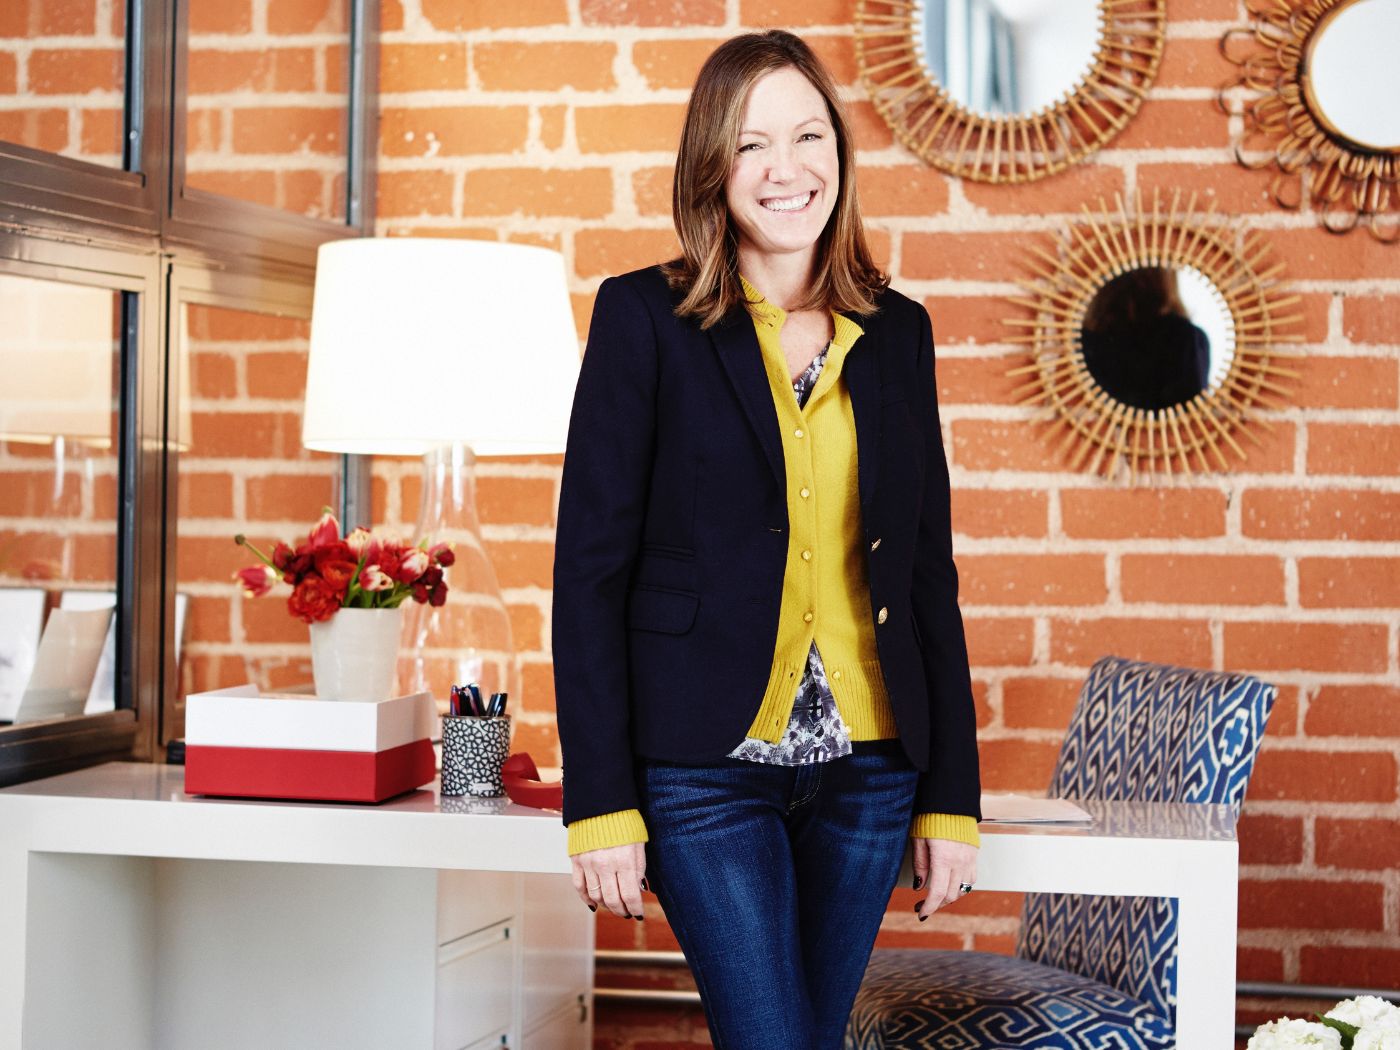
[11,606,112,724]
[980,794,1093,824]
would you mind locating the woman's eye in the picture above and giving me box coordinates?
[737,142,761,153]
[799,132,823,142]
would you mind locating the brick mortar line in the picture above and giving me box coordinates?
[1239,866,1394,884]
[378,18,1246,42]
[958,599,1399,622]
[937,402,1400,419]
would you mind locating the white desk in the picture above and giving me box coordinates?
[898,798,1239,1049]
[0,765,1237,1050]
[0,762,593,1050]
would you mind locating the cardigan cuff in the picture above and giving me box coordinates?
[566,807,650,856]
[911,812,980,847]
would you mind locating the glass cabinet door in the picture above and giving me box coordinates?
[0,0,128,167]
[182,0,352,222]
[168,299,339,740]
[0,272,124,727]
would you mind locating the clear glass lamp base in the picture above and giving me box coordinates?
[396,444,521,707]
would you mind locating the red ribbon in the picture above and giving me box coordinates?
[501,752,563,810]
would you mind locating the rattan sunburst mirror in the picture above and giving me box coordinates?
[1006,191,1302,483]
[1219,0,1399,241]
[854,0,1165,183]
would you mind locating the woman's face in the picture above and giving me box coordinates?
[725,66,840,271]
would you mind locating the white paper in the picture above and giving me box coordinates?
[14,606,113,724]
[60,590,191,714]
[60,590,117,714]
[0,588,47,721]
[979,793,1093,823]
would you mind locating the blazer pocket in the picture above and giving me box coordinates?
[626,585,699,635]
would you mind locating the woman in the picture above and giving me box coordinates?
[553,30,981,1050]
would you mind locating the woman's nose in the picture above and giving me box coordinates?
[766,145,798,182]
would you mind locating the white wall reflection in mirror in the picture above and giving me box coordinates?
[1079,265,1236,411]
[1306,0,1400,150]
[918,0,1101,116]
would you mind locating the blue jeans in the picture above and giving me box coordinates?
[636,744,919,1050]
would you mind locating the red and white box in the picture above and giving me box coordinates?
[185,686,438,803]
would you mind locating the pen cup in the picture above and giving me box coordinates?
[440,715,511,797]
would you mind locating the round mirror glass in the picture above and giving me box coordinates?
[918,0,1101,116]
[1079,266,1236,411]
[1306,0,1400,150]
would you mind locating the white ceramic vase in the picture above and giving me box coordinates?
[308,606,404,701]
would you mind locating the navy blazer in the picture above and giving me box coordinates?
[552,264,981,827]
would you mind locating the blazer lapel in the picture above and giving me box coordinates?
[711,312,786,493]
[843,308,880,509]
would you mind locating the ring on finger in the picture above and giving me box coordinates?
[958,882,974,895]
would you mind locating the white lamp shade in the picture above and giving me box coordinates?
[302,238,581,456]
[0,274,116,447]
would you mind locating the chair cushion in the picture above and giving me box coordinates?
[847,949,1173,1050]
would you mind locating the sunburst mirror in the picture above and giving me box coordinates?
[854,0,1166,183]
[1006,191,1302,483]
[1219,0,1399,241]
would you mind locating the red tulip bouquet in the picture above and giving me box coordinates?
[234,510,453,624]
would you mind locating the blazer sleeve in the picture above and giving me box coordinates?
[910,302,983,821]
[553,275,659,828]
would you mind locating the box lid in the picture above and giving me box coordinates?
[186,685,436,752]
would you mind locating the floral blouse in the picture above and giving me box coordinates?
[726,344,855,767]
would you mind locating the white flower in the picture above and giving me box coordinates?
[1247,1018,1343,1049]
[1355,1030,1400,1050]
[1328,997,1400,1033]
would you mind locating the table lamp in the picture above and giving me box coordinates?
[301,238,581,706]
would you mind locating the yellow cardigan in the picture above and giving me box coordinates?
[565,281,979,856]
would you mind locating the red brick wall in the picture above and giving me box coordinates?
[373,0,1400,1029]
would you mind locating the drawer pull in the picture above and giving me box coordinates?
[437,919,510,968]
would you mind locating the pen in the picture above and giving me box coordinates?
[468,683,483,714]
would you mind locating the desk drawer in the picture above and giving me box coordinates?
[435,921,515,1050]
[439,869,516,945]
[520,994,588,1050]
[461,1027,510,1050]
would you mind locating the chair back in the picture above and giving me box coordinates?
[1014,656,1277,1026]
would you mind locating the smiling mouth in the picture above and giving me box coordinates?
[760,190,816,213]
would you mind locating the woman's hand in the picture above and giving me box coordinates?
[911,838,978,920]
[570,841,648,920]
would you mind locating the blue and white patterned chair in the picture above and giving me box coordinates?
[846,655,1277,1050]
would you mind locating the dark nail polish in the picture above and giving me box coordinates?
[912,875,923,890]
[588,904,597,913]
[634,914,644,921]
[913,900,924,912]
[640,876,650,892]
[919,913,928,923]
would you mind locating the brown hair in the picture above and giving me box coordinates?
[1083,267,1191,335]
[662,30,887,329]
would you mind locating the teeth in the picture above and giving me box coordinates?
[762,191,812,212]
